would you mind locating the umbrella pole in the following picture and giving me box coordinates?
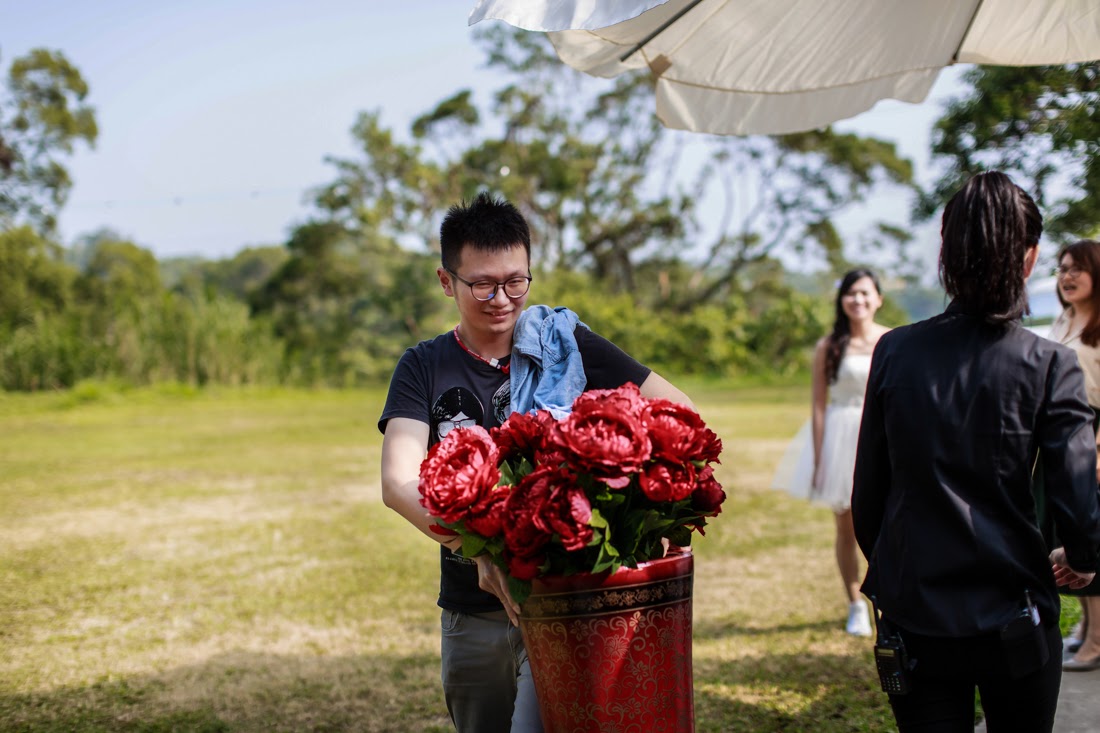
[951,0,986,63]
[619,0,708,62]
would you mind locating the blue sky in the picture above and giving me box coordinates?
[4,0,966,264]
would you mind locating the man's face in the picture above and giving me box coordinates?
[439,244,530,343]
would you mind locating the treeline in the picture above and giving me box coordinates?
[4,223,898,392]
[23,35,1086,394]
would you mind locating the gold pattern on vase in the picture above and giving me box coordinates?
[523,605,693,731]
[521,576,694,620]
[518,553,695,732]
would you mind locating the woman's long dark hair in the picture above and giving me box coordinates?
[939,171,1042,323]
[1056,239,1100,347]
[824,268,882,384]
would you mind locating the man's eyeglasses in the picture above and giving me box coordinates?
[447,270,532,301]
[1054,265,1086,279]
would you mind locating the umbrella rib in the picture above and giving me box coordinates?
[951,0,986,64]
[619,0,708,62]
[656,63,948,95]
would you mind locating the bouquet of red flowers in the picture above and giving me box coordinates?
[418,383,725,603]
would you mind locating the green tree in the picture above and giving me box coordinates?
[314,27,914,312]
[0,225,75,329]
[155,245,290,302]
[0,48,98,233]
[923,63,1100,242]
[0,226,86,390]
[76,236,162,309]
[200,245,288,301]
[251,221,446,384]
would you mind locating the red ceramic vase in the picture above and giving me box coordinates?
[518,548,695,732]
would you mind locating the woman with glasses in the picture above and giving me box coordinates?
[852,171,1100,731]
[1048,239,1100,671]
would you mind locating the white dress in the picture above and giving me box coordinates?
[771,352,872,513]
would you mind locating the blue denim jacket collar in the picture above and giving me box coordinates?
[509,305,588,419]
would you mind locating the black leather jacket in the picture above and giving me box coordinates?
[853,301,1100,637]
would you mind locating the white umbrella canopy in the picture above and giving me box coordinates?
[468,0,1100,135]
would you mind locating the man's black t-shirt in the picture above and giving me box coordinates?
[378,325,651,612]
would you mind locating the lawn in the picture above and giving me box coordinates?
[1,380,905,731]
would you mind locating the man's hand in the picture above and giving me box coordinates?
[1050,547,1097,590]
[474,554,521,626]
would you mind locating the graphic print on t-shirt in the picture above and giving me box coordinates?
[431,387,486,442]
[492,381,510,424]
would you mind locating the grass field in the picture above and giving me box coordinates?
[0,380,1073,732]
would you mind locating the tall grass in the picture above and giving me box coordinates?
[1,380,1055,732]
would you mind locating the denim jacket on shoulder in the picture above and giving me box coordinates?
[509,305,588,419]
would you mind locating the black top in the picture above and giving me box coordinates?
[379,325,651,612]
[853,302,1100,636]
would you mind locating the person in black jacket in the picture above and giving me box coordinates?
[852,171,1100,732]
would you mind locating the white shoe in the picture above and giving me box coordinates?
[846,600,872,637]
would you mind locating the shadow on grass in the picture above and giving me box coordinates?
[0,646,898,733]
[693,618,839,640]
[0,645,896,733]
[0,650,453,733]
[694,651,895,732]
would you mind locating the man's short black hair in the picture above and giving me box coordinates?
[439,192,531,272]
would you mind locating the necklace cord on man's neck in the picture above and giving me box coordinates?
[453,327,509,373]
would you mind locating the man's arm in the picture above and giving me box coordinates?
[381,416,519,621]
[381,417,461,552]
[639,371,695,410]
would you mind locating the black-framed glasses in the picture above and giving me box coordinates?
[1054,265,1085,278]
[447,270,532,301]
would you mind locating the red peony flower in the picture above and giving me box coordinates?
[639,459,698,502]
[464,487,510,539]
[505,464,594,556]
[418,426,501,524]
[643,399,723,463]
[549,383,651,489]
[692,465,726,516]
[416,383,726,604]
[531,472,594,552]
[491,409,549,464]
[508,553,545,581]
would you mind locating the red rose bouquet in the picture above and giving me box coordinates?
[418,383,725,603]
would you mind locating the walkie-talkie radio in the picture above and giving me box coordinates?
[870,596,915,695]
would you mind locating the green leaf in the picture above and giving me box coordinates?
[591,554,616,574]
[461,533,488,558]
[516,456,534,477]
[641,509,674,533]
[590,538,621,574]
[508,576,532,606]
[667,526,692,547]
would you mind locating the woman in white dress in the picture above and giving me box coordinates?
[1047,239,1100,671]
[773,269,890,635]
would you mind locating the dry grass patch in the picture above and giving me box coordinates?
[0,383,900,733]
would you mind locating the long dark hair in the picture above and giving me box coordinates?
[939,171,1042,323]
[1056,239,1100,347]
[824,268,882,384]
